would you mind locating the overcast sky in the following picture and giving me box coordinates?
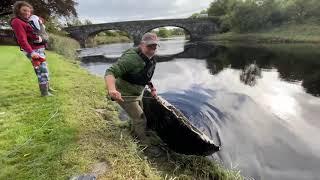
[76,0,212,23]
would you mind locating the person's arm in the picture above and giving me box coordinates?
[104,52,137,101]
[105,74,123,102]
[11,19,37,58]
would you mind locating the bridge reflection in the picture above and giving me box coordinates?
[80,41,219,63]
[80,42,320,97]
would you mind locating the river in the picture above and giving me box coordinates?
[79,37,320,180]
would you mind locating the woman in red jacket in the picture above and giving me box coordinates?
[11,1,54,96]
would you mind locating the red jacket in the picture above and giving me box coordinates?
[11,17,45,54]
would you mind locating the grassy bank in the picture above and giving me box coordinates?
[0,45,159,179]
[94,35,131,45]
[0,45,241,179]
[209,23,320,43]
[48,33,81,60]
[84,35,131,48]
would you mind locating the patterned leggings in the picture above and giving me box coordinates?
[25,48,50,85]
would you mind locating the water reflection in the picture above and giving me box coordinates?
[78,37,188,63]
[162,87,320,180]
[79,40,215,63]
[80,41,320,180]
[155,60,320,180]
[204,44,320,97]
[240,63,262,86]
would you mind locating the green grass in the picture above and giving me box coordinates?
[0,45,242,180]
[209,23,320,43]
[0,45,158,179]
[48,33,81,60]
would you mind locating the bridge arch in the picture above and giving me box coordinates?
[64,18,220,48]
[144,25,191,39]
[86,28,132,47]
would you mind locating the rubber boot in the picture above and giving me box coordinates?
[131,115,149,143]
[131,114,162,146]
[39,83,53,97]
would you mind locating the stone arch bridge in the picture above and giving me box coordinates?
[64,18,220,48]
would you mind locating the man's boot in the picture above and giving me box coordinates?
[39,83,53,97]
[132,114,162,146]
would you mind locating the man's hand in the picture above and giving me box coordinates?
[108,89,124,102]
[105,75,124,101]
[148,82,157,97]
[150,88,157,97]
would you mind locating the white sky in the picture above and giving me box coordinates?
[76,0,212,23]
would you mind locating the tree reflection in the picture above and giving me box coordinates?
[302,72,320,97]
[203,44,320,97]
[240,63,262,86]
[81,41,320,97]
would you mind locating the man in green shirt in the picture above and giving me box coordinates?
[105,33,158,143]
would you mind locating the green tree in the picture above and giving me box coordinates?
[97,32,106,36]
[200,10,208,14]
[0,15,11,28]
[224,0,285,32]
[0,0,77,19]
[207,0,237,32]
[172,28,185,36]
[66,17,82,26]
[157,27,170,38]
[190,12,201,19]
[262,0,288,25]
[105,30,119,37]
[284,0,320,23]
[45,16,64,34]
[0,0,12,16]
[207,0,237,17]
[118,31,129,37]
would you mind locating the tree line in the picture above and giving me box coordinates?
[0,0,77,18]
[153,27,186,38]
[0,0,77,33]
[206,0,320,32]
[3,0,320,36]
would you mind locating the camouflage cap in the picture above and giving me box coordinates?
[141,32,159,45]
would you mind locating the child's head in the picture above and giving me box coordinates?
[29,15,41,31]
[28,15,49,45]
